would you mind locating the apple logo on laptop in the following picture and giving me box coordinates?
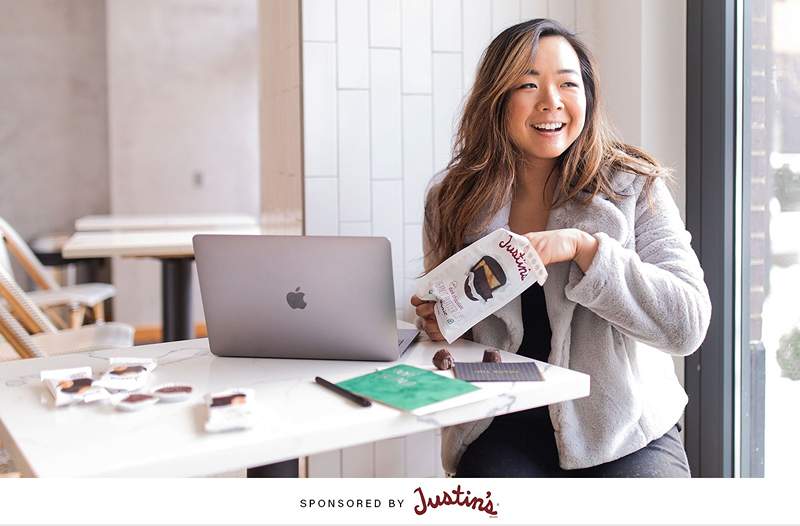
[286,287,307,309]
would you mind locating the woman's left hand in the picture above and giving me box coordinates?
[523,228,599,272]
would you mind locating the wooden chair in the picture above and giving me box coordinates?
[0,216,116,329]
[0,265,134,361]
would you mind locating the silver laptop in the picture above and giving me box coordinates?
[193,234,419,361]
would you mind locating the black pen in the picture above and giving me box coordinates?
[315,376,372,407]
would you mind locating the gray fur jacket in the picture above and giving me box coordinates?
[420,172,712,473]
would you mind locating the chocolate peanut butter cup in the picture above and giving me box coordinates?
[433,349,454,370]
[464,255,507,302]
[482,349,502,363]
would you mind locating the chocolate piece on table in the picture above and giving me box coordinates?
[58,377,94,394]
[110,365,147,376]
[211,393,247,407]
[155,385,192,394]
[122,394,155,403]
[482,349,502,363]
[432,348,454,370]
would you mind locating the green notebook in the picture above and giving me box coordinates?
[337,364,480,414]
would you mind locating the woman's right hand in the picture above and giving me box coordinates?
[410,295,445,341]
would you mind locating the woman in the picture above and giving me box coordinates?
[410,19,711,477]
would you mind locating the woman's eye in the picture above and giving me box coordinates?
[562,81,579,88]
[520,82,537,89]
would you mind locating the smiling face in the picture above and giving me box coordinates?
[506,35,587,164]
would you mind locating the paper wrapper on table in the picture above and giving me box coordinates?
[204,388,255,433]
[96,357,157,392]
[40,367,110,407]
[415,228,547,343]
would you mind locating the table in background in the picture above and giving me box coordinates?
[75,214,258,232]
[62,224,261,341]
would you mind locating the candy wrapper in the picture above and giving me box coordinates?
[204,388,255,433]
[416,228,547,343]
[96,357,157,392]
[40,367,110,407]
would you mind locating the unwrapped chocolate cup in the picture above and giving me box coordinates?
[152,383,193,403]
[433,349,454,370]
[115,393,159,412]
[482,349,502,363]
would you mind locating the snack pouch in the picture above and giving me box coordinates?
[40,367,110,407]
[96,357,157,392]
[415,228,547,343]
[204,388,255,433]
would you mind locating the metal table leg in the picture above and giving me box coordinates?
[247,458,299,478]
[161,257,193,342]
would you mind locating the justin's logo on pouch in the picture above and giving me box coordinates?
[412,484,498,517]
[286,287,307,309]
[499,234,531,281]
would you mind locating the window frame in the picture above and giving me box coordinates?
[684,0,738,478]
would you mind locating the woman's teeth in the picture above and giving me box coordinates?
[533,122,565,131]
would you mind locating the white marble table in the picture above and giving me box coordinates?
[74,213,258,232]
[62,226,262,341]
[0,336,589,477]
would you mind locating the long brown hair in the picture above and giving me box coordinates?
[424,18,668,271]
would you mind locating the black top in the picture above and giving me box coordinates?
[495,282,553,424]
[517,282,552,363]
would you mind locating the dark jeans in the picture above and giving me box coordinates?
[456,408,691,478]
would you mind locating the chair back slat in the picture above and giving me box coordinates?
[0,266,58,334]
[0,304,43,359]
[0,233,12,278]
[0,216,59,290]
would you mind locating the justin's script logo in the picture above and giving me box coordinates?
[413,484,498,517]
[499,234,530,281]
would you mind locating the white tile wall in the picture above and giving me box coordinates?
[337,0,370,88]
[305,178,339,235]
[370,48,402,180]
[302,0,336,41]
[369,0,401,47]
[342,442,374,476]
[521,0,549,20]
[405,429,440,477]
[432,52,463,173]
[374,437,406,476]
[372,179,404,309]
[432,0,461,52]
[404,223,424,320]
[402,95,433,224]
[404,223,424,279]
[301,0,577,479]
[340,221,372,235]
[303,42,338,176]
[401,0,432,94]
[492,0,521,37]
[461,0,492,89]
[307,449,341,477]
[338,90,371,221]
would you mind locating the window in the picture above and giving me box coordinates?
[740,0,800,478]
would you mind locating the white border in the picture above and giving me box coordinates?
[1,478,799,524]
